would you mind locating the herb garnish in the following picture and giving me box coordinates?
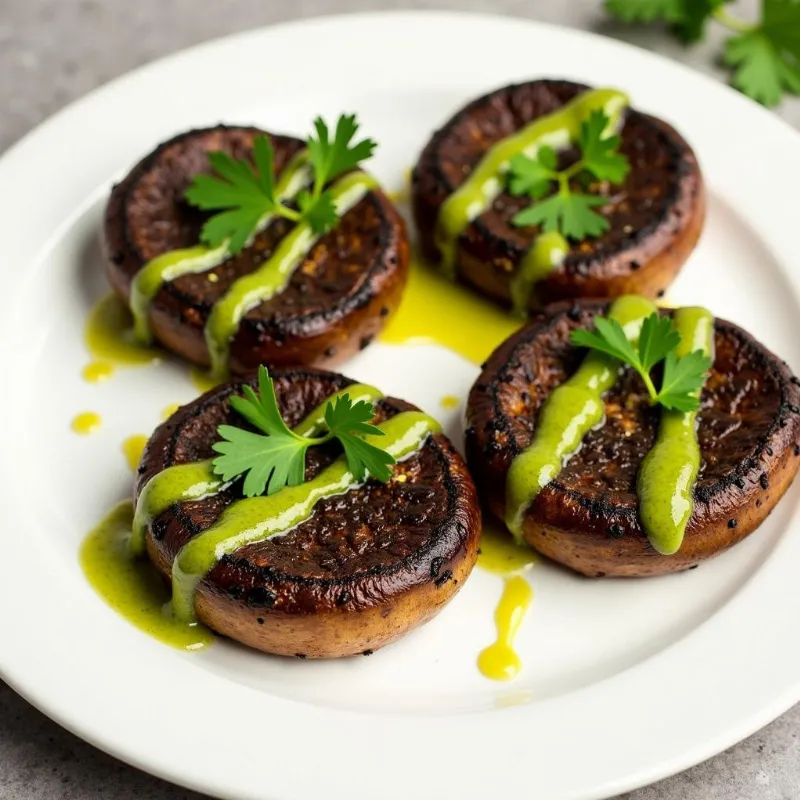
[211,366,395,498]
[507,110,630,241]
[571,312,712,412]
[185,114,377,254]
[605,0,800,107]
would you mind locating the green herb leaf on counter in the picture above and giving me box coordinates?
[211,366,395,497]
[185,114,376,253]
[507,110,630,241]
[605,0,800,106]
[570,312,712,412]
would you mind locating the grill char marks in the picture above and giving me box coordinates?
[138,368,480,657]
[413,79,705,310]
[105,125,410,373]
[466,301,800,577]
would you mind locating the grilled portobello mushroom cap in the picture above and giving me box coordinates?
[105,126,409,372]
[413,79,705,309]
[466,301,800,577]
[139,368,480,657]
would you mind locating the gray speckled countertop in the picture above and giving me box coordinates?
[1,1,799,798]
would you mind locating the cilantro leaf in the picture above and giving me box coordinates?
[307,114,377,193]
[211,366,396,497]
[570,312,712,413]
[657,350,712,411]
[579,110,631,184]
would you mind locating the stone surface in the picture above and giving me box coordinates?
[1,0,799,798]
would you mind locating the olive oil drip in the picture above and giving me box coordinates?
[477,522,537,682]
[380,253,520,366]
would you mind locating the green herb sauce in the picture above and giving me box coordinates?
[433,88,629,280]
[80,500,214,650]
[509,231,569,317]
[204,171,378,379]
[129,150,311,344]
[638,307,714,555]
[504,294,657,540]
[172,411,440,622]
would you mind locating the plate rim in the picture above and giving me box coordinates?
[2,10,800,800]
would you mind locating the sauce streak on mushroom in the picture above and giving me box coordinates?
[638,306,714,554]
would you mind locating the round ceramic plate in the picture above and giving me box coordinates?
[1,11,800,800]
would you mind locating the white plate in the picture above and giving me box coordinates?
[1,10,800,800]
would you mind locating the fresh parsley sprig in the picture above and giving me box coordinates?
[570,312,712,412]
[605,0,800,107]
[507,109,630,241]
[184,114,376,254]
[211,366,395,498]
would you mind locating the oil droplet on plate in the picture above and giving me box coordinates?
[440,394,460,410]
[122,434,148,472]
[72,411,102,435]
[82,360,115,383]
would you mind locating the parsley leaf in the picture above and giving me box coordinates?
[298,188,339,234]
[606,0,800,106]
[211,366,396,497]
[185,136,293,254]
[637,312,681,371]
[513,192,609,240]
[185,113,377,250]
[570,312,712,412]
[604,0,729,41]
[725,28,800,107]
[508,110,629,241]
[658,350,714,411]
[579,110,630,183]
[508,149,556,199]
[307,114,377,193]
